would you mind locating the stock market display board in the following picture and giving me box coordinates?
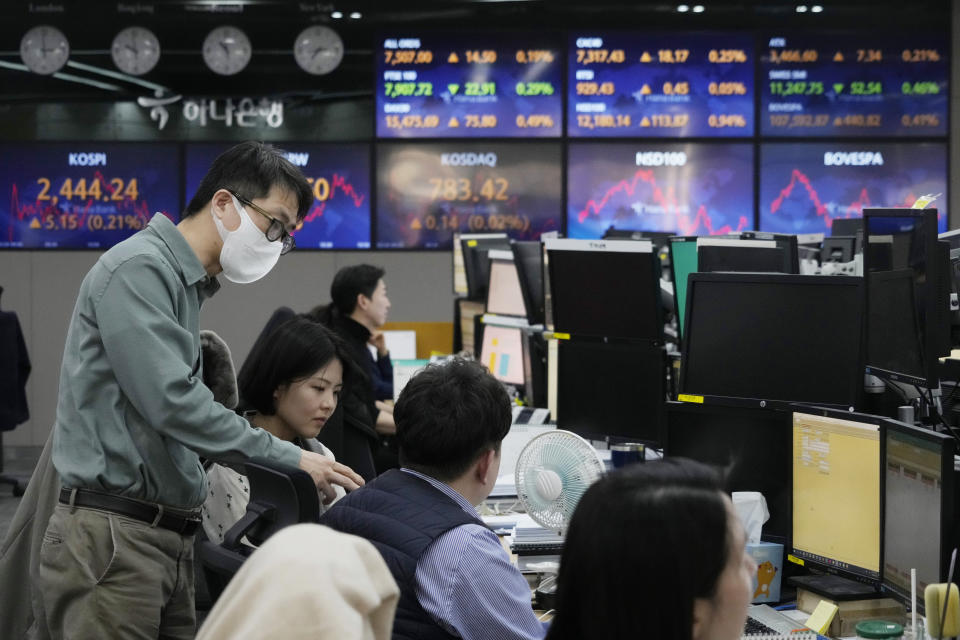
[376,33,563,138]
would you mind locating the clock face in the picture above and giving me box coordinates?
[202,26,251,76]
[293,25,344,75]
[20,25,70,75]
[111,27,161,76]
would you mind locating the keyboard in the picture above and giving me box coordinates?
[742,604,817,638]
[743,616,778,635]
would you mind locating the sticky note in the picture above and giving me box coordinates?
[805,600,839,634]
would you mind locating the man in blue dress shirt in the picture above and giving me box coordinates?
[321,358,546,640]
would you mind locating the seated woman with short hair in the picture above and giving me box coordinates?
[201,316,354,544]
[545,458,757,640]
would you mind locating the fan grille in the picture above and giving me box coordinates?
[515,431,605,532]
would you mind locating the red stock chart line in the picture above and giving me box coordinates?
[301,173,367,224]
[575,168,748,235]
[768,168,918,231]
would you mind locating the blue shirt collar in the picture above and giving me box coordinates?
[400,468,479,517]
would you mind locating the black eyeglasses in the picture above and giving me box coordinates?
[232,193,296,255]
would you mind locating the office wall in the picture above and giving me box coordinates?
[1,249,453,448]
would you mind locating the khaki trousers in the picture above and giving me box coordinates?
[38,504,196,640]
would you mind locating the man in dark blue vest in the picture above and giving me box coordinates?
[321,358,546,640]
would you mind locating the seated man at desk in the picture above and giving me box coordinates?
[320,358,546,640]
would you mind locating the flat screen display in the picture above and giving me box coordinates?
[760,34,948,137]
[376,142,562,249]
[0,143,180,249]
[376,33,562,138]
[567,142,753,239]
[568,32,755,137]
[185,143,372,249]
[479,325,525,385]
[759,142,947,235]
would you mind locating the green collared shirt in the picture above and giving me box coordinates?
[52,214,301,509]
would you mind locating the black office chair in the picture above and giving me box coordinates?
[197,456,320,603]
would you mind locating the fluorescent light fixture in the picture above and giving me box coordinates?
[66,61,169,94]
[796,4,808,11]
[692,4,704,11]
[331,10,343,18]
[677,4,689,11]
[0,59,121,91]
[349,11,361,18]
[811,5,823,11]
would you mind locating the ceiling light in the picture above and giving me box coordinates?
[692,5,704,12]
[349,11,361,18]
[811,5,823,11]
[331,10,343,18]
[677,4,689,11]
[796,5,808,11]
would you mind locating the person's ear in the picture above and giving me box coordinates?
[691,597,710,640]
[356,292,371,312]
[211,189,240,230]
[474,448,496,484]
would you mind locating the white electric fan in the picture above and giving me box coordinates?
[514,430,606,534]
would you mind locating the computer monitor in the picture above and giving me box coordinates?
[545,238,662,341]
[485,251,527,318]
[665,401,792,542]
[697,235,799,275]
[939,228,960,251]
[821,236,856,263]
[603,227,675,253]
[511,241,545,326]
[556,339,665,446]
[461,234,511,301]
[479,325,525,386]
[668,236,698,346]
[864,208,951,389]
[867,269,925,384]
[882,419,956,611]
[792,408,883,585]
[831,218,863,238]
[521,330,548,407]
[680,273,864,409]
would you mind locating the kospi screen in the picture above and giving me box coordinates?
[567,143,754,238]
[185,143,372,249]
[376,142,562,249]
[0,143,180,249]
[760,34,948,136]
[376,33,562,138]
[759,143,947,234]
[567,32,754,138]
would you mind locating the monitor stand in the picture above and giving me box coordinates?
[788,574,881,601]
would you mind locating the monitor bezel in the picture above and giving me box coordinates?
[484,251,528,319]
[679,272,865,411]
[461,234,511,302]
[863,208,941,389]
[880,418,956,611]
[789,405,886,587]
[511,240,546,326]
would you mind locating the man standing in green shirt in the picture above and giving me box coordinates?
[37,141,364,639]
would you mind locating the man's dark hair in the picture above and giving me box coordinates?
[183,141,313,222]
[329,264,386,316]
[395,358,511,481]
[546,458,731,640]
[237,315,354,415]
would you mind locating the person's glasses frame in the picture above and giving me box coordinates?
[231,192,296,254]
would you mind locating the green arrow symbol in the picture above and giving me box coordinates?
[833,83,845,94]
[447,83,460,95]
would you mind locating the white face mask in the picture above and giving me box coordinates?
[212,194,283,284]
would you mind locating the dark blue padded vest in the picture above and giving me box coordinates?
[320,469,484,640]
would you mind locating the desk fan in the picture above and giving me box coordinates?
[514,430,605,534]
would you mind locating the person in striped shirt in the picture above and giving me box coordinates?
[321,358,547,640]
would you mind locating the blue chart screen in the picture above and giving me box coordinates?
[376,33,562,138]
[186,143,371,249]
[567,32,754,138]
[760,35,947,136]
[376,142,562,249]
[567,143,754,238]
[759,143,947,234]
[0,143,180,249]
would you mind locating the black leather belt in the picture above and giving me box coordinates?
[59,488,201,536]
